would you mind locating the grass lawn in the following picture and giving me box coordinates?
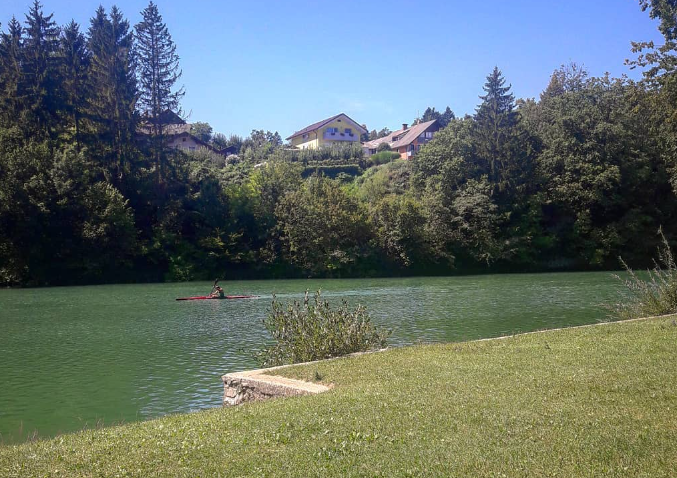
[2,316,676,477]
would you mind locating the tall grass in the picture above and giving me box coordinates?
[256,290,390,367]
[611,229,677,320]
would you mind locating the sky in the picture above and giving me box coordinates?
[0,0,666,138]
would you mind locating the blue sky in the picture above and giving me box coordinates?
[0,0,665,138]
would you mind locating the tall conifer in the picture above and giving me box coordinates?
[60,20,88,150]
[87,6,137,180]
[135,1,184,183]
[474,67,519,187]
[0,17,24,127]
[22,0,61,138]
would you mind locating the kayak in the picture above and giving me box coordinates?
[176,295,258,301]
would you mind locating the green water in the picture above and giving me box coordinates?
[0,272,620,444]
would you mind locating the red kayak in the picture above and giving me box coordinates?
[176,295,258,301]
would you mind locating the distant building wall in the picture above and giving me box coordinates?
[168,134,202,151]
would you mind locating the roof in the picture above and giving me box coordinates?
[137,123,191,135]
[286,113,367,140]
[140,109,186,125]
[390,120,437,149]
[136,123,226,155]
[362,120,438,150]
[362,126,408,150]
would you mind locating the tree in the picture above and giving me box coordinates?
[0,17,24,128]
[629,0,677,195]
[376,142,391,152]
[241,129,282,161]
[541,63,588,100]
[639,0,677,41]
[87,6,137,181]
[473,67,533,193]
[377,127,391,138]
[275,175,372,276]
[190,121,212,143]
[416,106,455,128]
[60,20,89,150]
[135,1,184,183]
[534,75,675,265]
[22,1,61,139]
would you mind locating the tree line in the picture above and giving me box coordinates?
[1,1,676,286]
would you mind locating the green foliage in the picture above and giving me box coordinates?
[190,121,213,143]
[370,194,430,267]
[416,105,455,128]
[367,151,400,167]
[256,290,389,366]
[376,142,392,153]
[301,164,362,179]
[1,2,677,285]
[276,175,372,276]
[355,160,412,204]
[611,229,677,320]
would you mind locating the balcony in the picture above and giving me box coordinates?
[323,131,357,142]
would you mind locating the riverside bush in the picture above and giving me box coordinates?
[611,229,677,319]
[256,290,390,367]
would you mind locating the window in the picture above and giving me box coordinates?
[302,133,309,140]
[370,149,377,155]
[326,127,338,134]
[345,128,352,135]
[426,131,433,139]
[182,137,187,142]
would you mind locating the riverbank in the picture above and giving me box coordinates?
[2,315,676,476]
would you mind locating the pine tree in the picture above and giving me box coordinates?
[441,106,455,127]
[135,1,184,184]
[60,20,89,150]
[474,67,519,186]
[22,1,62,138]
[87,6,137,181]
[0,17,24,128]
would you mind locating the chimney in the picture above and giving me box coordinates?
[402,123,408,131]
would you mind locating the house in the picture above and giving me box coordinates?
[286,113,367,149]
[137,111,225,156]
[362,120,439,160]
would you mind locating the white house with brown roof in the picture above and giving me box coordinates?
[363,120,439,160]
[286,113,367,150]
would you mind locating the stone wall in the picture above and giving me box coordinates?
[222,369,330,406]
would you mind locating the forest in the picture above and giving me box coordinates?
[1,0,677,286]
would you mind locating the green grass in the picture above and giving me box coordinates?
[2,316,677,477]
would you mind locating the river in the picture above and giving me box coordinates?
[0,272,621,444]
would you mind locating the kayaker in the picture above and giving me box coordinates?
[210,279,225,298]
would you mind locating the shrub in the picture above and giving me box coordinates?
[367,151,400,167]
[301,164,362,178]
[256,290,390,367]
[377,142,392,152]
[610,229,677,320]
